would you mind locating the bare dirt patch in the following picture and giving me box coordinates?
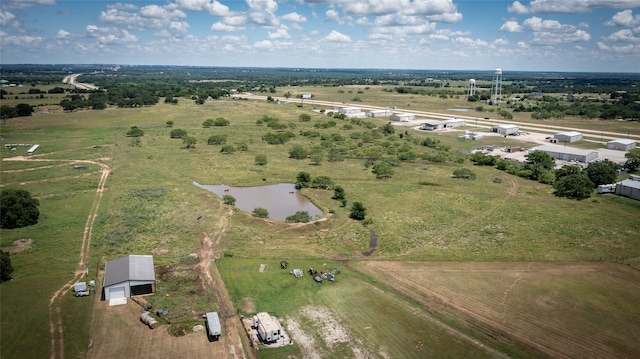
[1,238,33,253]
[242,298,256,314]
[288,305,383,359]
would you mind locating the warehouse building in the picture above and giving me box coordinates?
[554,131,583,143]
[390,113,415,122]
[102,255,155,301]
[492,124,519,135]
[366,109,393,118]
[606,139,637,151]
[530,145,598,163]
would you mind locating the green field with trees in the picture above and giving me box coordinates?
[1,66,639,359]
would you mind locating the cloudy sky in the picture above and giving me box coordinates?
[1,0,639,72]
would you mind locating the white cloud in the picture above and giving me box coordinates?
[268,27,291,39]
[211,22,239,32]
[323,30,352,42]
[2,0,55,10]
[281,12,307,23]
[253,39,274,50]
[0,11,20,28]
[85,25,138,44]
[247,0,280,26]
[57,29,70,39]
[170,0,232,16]
[522,16,576,32]
[453,37,489,47]
[493,37,510,45]
[500,21,522,32]
[508,0,640,14]
[0,31,44,46]
[605,28,640,43]
[170,21,191,34]
[139,5,186,20]
[508,1,530,14]
[605,10,640,27]
[531,29,591,44]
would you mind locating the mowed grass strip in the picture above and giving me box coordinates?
[356,261,640,359]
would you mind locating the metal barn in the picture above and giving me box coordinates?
[615,176,640,201]
[390,113,415,122]
[101,255,155,301]
[554,131,583,143]
[492,124,519,135]
[606,139,636,151]
[530,145,598,163]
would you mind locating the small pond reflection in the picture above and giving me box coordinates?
[193,181,323,221]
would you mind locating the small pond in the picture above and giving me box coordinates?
[193,181,323,221]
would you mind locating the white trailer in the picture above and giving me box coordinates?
[27,144,39,155]
[205,312,221,341]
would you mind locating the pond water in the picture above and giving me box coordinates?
[193,181,323,221]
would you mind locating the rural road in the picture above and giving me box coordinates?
[62,73,99,91]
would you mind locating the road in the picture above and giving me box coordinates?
[62,73,99,91]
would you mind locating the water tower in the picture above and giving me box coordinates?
[492,68,502,104]
[468,79,476,97]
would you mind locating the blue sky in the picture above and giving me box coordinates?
[1,0,639,72]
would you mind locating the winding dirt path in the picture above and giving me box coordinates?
[3,156,111,359]
[197,209,256,359]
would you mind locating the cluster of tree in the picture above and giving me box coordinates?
[505,93,640,121]
[1,250,13,282]
[262,131,296,145]
[169,129,196,148]
[1,189,40,229]
[295,172,367,220]
[0,103,34,119]
[202,117,229,127]
[126,126,144,137]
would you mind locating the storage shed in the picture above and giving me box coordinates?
[615,176,640,201]
[390,113,415,122]
[492,124,519,135]
[444,118,466,128]
[252,312,282,343]
[420,120,445,130]
[101,255,155,301]
[606,139,637,151]
[205,312,221,341]
[554,131,583,143]
[530,145,598,163]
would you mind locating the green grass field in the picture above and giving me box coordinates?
[1,94,639,358]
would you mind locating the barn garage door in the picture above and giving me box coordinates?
[109,287,126,299]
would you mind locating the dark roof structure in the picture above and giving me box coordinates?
[103,255,155,287]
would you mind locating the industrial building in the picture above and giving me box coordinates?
[615,175,640,201]
[252,312,282,343]
[530,145,598,163]
[390,113,415,122]
[554,131,583,143]
[420,118,466,131]
[606,139,637,151]
[492,124,519,136]
[101,255,155,301]
[338,107,366,118]
[366,109,393,118]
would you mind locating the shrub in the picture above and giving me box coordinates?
[453,168,476,180]
[285,211,311,223]
[252,207,269,218]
